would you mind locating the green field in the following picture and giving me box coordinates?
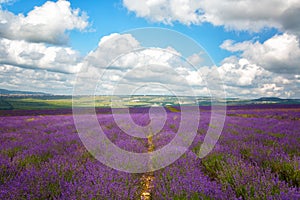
[0,95,190,110]
[1,95,299,110]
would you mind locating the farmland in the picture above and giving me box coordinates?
[0,104,299,199]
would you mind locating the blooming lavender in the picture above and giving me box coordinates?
[0,105,299,199]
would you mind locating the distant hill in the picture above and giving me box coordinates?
[0,88,50,96]
[0,89,299,110]
[254,97,282,101]
[249,97,300,104]
[220,97,299,105]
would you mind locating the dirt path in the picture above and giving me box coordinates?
[140,135,155,200]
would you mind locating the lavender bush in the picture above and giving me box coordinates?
[0,105,299,199]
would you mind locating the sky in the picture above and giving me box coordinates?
[0,0,299,98]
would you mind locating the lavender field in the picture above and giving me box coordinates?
[0,105,299,199]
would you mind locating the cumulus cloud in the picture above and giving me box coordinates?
[0,38,82,73]
[0,0,89,44]
[122,0,300,98]
[0,64,74,94]
[123,0,300,35]
[74,33,213,96]
[73,32,300,98]
[220,33,300,74]
[85,33,141,69]
[187,52,204,67]
[279,6,300,37]
[74,33,141,94]
[2,30,299,98]
[215,56,300,98]
[123,0,203,25]
[218,59,265,87]
[198,0,293,31]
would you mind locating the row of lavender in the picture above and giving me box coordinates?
[0,105,299,199]
[153,107,300,199]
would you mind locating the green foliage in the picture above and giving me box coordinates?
[1,146,24,161]
[63,169,74,182]
[268,132,285,139]
[271,185,281,196]
[0,164,15,184]
[46,181,61,198]
[201,153,225,179]
[253,128,264,134]
[227,114,258,118]
[263,160,300,187]
[230,129,239,135]
[240,148,252,160]
[169,124,177,132]
[79,151,95,164]
[18,152,53,168]
[192,144,201,155]
[166,106,180,113]
[235,185,248,199]
[202,155,290,199]
[283,144,300,157]
[261,139,278,147]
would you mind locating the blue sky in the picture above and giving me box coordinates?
[1,0,278,63]
[0,0,299,98]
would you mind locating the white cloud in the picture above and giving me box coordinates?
[0,38,82,73]
[75,33,212,96]
[187,52,204,67]
[216,57,299,98]
[113,48,181,69]
[123,0,203,25]
[220,33,300,74]
[2,31,299,98]
[122,0,300,98]
[86,33,141,69]
[123,0,300,35]
[0,64,74,94]
[218,59,265,87]
[73,32,300,98]
[198,0,295,31]
[279,6,300,38]
[0,0,89,44]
